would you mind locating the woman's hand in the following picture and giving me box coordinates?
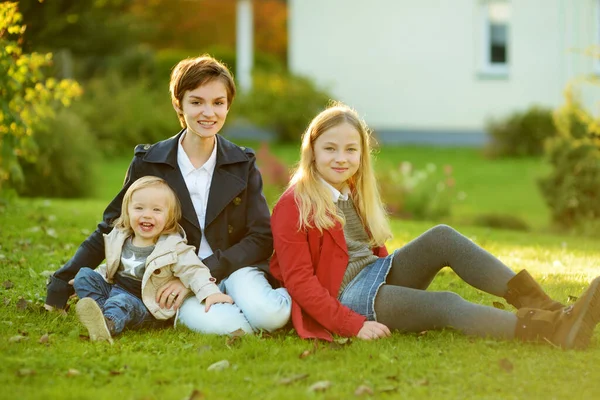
[204,293,234,312]
[357,321,391,340]
[156,279,191,310]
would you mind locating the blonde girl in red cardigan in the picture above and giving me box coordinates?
[269,102,600,349]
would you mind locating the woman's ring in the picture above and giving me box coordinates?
[170,292,176,297]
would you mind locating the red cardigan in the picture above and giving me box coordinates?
[269,189,388,341]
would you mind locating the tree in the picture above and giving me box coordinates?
[0,2,82,188]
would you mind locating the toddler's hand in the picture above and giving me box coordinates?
[204,293,234,312]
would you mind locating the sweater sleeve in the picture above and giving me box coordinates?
[271,195,365,337]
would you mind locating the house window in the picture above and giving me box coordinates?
[481,1,510,76]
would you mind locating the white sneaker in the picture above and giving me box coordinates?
[76,297,114,344]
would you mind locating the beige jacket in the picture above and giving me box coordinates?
[98,226,221,320]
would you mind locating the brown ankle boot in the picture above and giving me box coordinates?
[514,276,600,349]
[505,270,564,311]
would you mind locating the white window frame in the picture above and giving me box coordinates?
[479,1,510,77]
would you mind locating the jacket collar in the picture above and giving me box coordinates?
[143,129,249,168]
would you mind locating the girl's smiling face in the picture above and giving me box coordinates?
[177,79,229,139]
[312,122,362,190]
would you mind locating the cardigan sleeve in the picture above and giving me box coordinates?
[271,194,365,337]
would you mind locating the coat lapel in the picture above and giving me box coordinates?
[165,167,200,231]
[328,222,349,255]
[204,136,249,228]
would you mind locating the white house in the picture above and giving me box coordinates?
[288,0,600,145]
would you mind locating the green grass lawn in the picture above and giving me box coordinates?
[1,144,599,399]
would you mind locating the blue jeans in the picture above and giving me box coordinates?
[177,266,291,335]
[73,267,157,335]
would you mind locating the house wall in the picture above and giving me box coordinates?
[289,0,600,133]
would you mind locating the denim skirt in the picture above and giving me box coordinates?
[338,254,393,321]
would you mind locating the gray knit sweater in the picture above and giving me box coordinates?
[336,197,379,295]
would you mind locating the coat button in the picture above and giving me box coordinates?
[209,277,216,282]
[153,269,160,274]
[228,225,234,234]
[233,197,241,206]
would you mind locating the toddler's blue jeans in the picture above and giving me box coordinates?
[73,267,156,334]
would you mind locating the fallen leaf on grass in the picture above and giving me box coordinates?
[385,375,399,382]
[16,298,28,311]
[308,380,331,392]
[329,337,352,350]
[354,385,374,396]
[109,370,122,376]
[66,369,81,377]
[334,337,350,345]
[299,339,319,359]
[39,270,55,278]
[39,334,49,344]
[207,360,230,371]
[3,298,10,306]
[2,280,13,289]
[299,349,313,359]
[187,389,205,400]
[278,373,309,385]
[9,335,28,343]
[230,329,245,337]
[225,335,241,347]
[16,369,36,377]
[492,301,506,310]
[378,385,398,393]
[45,228,57,238]
[499,358,513,373]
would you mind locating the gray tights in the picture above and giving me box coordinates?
[374,225,518,339]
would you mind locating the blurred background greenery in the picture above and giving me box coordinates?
[1,0,599,236]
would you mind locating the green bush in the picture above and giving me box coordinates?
[378,162,465,221]
[485,106,557,158]
[472,213,530,231]
[74,73,176,156]
[17,109,99,198]
[235,72,331,142]
[538,89,600,233]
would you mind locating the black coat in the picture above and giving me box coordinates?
[46,131,273,308]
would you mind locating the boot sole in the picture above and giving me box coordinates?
[76,298,114,344]
[564,277,600,349]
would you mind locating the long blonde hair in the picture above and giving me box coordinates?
[288,103,392,246]
[112,176,181,237]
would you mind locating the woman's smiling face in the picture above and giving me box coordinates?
[178,79,229,139]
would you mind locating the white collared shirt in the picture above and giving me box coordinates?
[320,178,350,203]
[177,132,217,259]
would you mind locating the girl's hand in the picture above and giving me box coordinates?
[156,279,191,310]
[357,321,391,340]
[204,293,234,312]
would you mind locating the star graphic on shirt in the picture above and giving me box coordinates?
[121,251,145,279]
